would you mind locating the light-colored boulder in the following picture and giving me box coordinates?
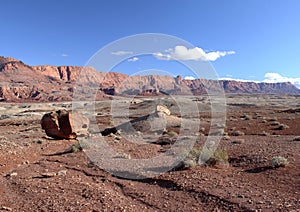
[156,105,171,116]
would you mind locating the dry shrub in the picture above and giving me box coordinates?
[180,146,229,169]
[270,156,289,168]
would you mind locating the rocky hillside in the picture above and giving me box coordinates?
[0,56,299,102]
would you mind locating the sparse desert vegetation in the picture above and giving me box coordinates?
[270,156,289,168]
[180,146,229,169]
[0,94,299,211]
[70,141,83,153]
[1,0,300,210]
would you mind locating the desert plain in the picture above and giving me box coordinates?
[0,94,299,211]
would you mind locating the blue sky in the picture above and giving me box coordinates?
[1,0,300,87]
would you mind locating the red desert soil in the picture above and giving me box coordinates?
[0,94,299,211]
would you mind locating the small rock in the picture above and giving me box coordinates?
[237,194,244,198]
[293,136,300,141]
[0,206,12,211]
[41,172,57,178]
[276,124,289,130]
[259,131,270,136]
[9,172,18,177]
[231,130,245,136]
[108,133,115,137]
[23,160,30,165]
[223,135,231,140]
[257,201,264,204]
[114,153,131,159]
[232,139,244,144]
[57,170,67,176]
[115,136,121,141]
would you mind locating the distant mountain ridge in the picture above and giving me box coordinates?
[0,56,299,102]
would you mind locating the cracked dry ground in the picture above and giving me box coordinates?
[0,95,300,211]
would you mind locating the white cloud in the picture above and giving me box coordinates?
[111,51,133,56]
[128,57,139,62]
[153,46,235,61]
[184,76,196,80]
[61,53,69,57]
[263,72,300,88]
[219,77,260,83]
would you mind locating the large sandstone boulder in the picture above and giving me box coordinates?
[101,105,176,136]
[41,109,89,139]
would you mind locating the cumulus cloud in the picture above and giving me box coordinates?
[127,57,139,62]
[111,51,133,56]
[263,72,300,88]
[184,76,196,80]
[153,46,235,61]
[61,53,69,57]
[219,77,260,83]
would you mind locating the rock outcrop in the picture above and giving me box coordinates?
[220,80,300,94]
[41,110,89,139]
[101,105,178,136]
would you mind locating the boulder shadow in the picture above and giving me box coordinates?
[137,178,181,191]
[244,166,272,173]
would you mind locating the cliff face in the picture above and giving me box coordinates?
[220,80,298,94]
[219,80,299,94]
[0,56,299,102]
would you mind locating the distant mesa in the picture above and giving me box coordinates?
[0,56,299,102]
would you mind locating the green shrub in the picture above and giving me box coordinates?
[166,130,178,137]
[182,159,197,169]
[71,141,82,152]
[182,146,229,169]
[212,148,229,164]
[188,147,202,159]
[70,141,89,152]
[270,156,289,168]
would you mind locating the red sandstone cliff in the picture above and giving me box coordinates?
[0,56,299,102]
